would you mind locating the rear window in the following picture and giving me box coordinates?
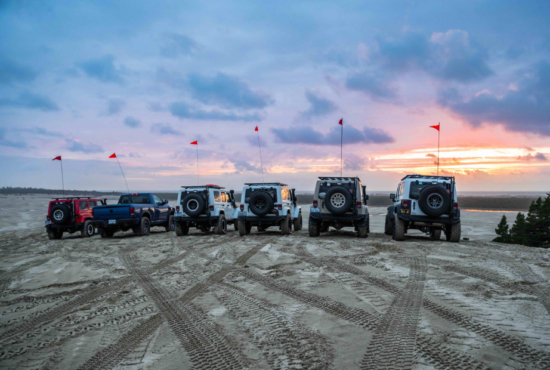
[89,200,103,207]
[213,191,221,202]
[119,195,151,204]
[409,181,450,199]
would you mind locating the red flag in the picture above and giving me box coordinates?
[339,118,343,125]
[52,156,61,161]
[109,153,117,158]
[255,126,258,132]
[190,140,198,145]
[430,124,440,131]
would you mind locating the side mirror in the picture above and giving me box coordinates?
[164,199,169,204]
[390,194,396,200]
[365,195,369,201]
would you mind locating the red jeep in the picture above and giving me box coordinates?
[45,197,106,239]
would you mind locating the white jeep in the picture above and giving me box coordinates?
[237,182,302,236]
[174,185,238,235]
[385,175,461,242]
[308,177,370,238]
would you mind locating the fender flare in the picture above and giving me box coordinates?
[387,205,395,220]
[141,211,151,219]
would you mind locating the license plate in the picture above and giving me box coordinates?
[108,219,116,225]
[45,220,51,225]
[400,209,410,214]
[311,208,320,213]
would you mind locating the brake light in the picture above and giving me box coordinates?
[277,204,282,210]
[401,200,410,209]
[209,205,214,211]
[130,207,135,216]
[91,209,94,217]
[47,215,51,221]
[313,200,318,208]
[453,202,458,212]
[356,201,362,209]
[176,205,180,212]
[240,204,244,211]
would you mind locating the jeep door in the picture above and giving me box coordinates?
[212,190,222,216]
[78,200,91,223]
[221,192,232,219]
[281,188,291,215]
[152,194,169,223]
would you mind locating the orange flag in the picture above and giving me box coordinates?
[255,126,258,131]
[430,124,440,131]
[52,156,61,161]
[190,141,198,145]
[109,153,117,158]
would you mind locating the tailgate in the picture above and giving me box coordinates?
[93,205,130,220]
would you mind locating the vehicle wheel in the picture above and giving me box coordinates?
[215,214,227,234]
[238,220,250,237]
[234,222,239,231]
[100,229,115,238]
[324,186,353,215]
[175,222,189,236]
[200,224,211,233]
[418,185,451,218]
[281,214,292,235]
[81,220,95,237]
[181,194,206,217]
[47,230,63,240]
[446,222,461,242]
[248,192,274,217]
[136,217,151,236]
[165,215,175,232]
[431,228,442,240]
[308,218,320,237]
[393,217,406,241]
[384,214,393,235]
[293,213,303,231]
[357,225,368,238]
[50,205,70,225]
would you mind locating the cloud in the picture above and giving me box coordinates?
[150,123,182,136]
[229,158,261,173]
[160,33,197,58]
[129,152,142,158]
[187,73,273,109]
[272,125,394,146]
[26,127,62,137]
[245,134,267,147]
[0,91,59,111]
[298,91,337,120]
[77,55,124,83]
[345,71,397,101]
[0,128,27,148]
[438,60,550,136]
[0,58,37,85]
[426,153,436,158]
[169,101,261,122]
[344,154,368,171]
[517,152,547,161]
[106,98,126,115]
[66,138,104,153]
[124,116,142,128]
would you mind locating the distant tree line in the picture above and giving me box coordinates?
[494,194,550,248]
[0,187,121,196]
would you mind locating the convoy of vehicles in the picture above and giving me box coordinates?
[237,182,302,236]
[308,176,370,238]
[90,193,175,238]
[385,174,461,242]
[45,197,106,239]
[174,185,238,236]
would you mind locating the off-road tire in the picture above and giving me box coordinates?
[200,224,211,233]
[47,230,63,240]
[233,222,239,231]
[293,213,303,231]
[357,225,368,238]
[248,192,274,217]
[281,214,292,235]
[431,228,442,240]
[308,218,320,237]
[324,186,353,215]
[81,220,95,237]
[214,214,227,235]
[136,217,151,236]
[418,185,451,218]
[393,217,406,241]
[181,193,206,217]
[100,228,115,238]
[175,222,189,236]
[384,213,393,235]
[165,214,175,232]
[50,205,70,225]
[446,222,461,242]
[238,220,251,237]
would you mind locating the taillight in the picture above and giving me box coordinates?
[176,205,180,212]
[356,201,362,209]
[209,205,214,211]
[47,215,51,221]
[240,204,244,211]
[401,200,410,209]
[313,200,318,208]
[91,209,94,217]
[277,204,282,210]
[453,202,458,212]
[130,207,135,216]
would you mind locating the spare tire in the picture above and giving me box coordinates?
[417,185,451,217]
[50,204,70,224]
[324,186,353,215]
[181,193,206,217]
[248,191,274,216]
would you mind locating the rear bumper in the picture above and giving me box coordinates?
[237,213,285,225]
[90,218,139,228]
[310,211,368,225]
[45,222,84,232]
[175,215,221,227]
[397,210,460,224]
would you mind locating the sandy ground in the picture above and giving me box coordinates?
[1,194,549,370]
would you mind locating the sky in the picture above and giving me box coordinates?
[1,0,550,192]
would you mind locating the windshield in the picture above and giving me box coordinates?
[118,195,150,204]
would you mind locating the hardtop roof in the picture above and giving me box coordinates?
[180,185,225,189]
[401,174,455,181]
[244,182,288,186]
[318,177,360,181]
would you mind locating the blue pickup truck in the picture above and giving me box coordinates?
[91,193,175,238]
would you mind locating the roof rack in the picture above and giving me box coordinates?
[181,185,225,189]
[52,197,92,200]
[318,177,358,181]
[244,182,288,186]
[401,174,454,181]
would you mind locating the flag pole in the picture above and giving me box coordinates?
[116,157,130,192]
[340,118,343,177]
[437,122,440,177]
[257,128,264,182]
[196,143,199,185]
[60,158,65,197]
